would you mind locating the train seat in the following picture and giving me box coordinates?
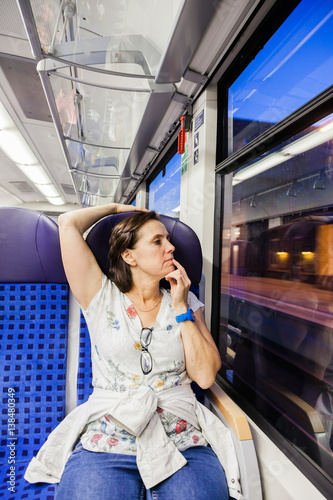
[0,207,68,500]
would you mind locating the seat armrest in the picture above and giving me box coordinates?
[206,382,263,500]
[206,382,252,441]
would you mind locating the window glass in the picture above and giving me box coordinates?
[228,0,333,154]
[220,113,333,477]
[148,153,181,217]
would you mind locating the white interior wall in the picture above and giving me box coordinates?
[180,86,218,329]
[135,183,148,208]
[248,417,326,500]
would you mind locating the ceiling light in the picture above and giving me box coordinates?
[0,102,15,128]
[233,153,289,184]
[233,120,333,185]
[46,196,67,205]
[283,124,333,156]
[36,184,61,198]
[0,129,38,165]
[0,100,65,205]
[16,164,53,185]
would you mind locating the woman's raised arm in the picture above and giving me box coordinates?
[58,203,147,310]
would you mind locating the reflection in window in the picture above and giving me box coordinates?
[228,0,333,154]
[148,153,181,218]
[221,113,333,478]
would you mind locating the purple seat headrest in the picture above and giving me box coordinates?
[86,213,202,286]
[0,206,67,283]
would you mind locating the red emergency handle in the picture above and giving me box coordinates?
[178,115,186,154]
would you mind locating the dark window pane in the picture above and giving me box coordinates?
[220,113,333,478]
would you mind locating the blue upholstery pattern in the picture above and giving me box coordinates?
[0,283,68,499]
[0,465,56,499]
[77,312,93,405]
[0,207,69,499]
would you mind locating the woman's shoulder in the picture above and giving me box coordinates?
[83,274,123,314]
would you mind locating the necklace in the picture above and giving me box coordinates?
[131,292,162,313]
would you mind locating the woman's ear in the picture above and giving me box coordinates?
[121,249,136,266]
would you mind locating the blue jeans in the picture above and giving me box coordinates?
[54,446,229,500]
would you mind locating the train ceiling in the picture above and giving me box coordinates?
[0,0,261,211]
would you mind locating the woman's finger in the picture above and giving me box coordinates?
[165,270,182,282]
[172,259,191,284]
[172,259,186,273]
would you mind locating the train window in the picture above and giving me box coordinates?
[148,152,181,218]
[220,111,333,478]
[228,0,333,155]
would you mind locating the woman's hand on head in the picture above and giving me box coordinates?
[165,259,191,313]
[114,204,149,214]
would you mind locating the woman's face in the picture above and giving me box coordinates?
[129,219,175,279]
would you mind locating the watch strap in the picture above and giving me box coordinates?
[176,308,195,323]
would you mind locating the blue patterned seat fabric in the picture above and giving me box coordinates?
[0,207,68,500]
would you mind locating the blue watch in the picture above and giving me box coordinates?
[176,308,195,323]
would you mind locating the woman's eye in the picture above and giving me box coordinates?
[154,239,161,245]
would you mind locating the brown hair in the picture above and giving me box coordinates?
[107,211,160,293]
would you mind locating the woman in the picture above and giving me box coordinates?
[24,203,242,500]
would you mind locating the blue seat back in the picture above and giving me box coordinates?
[0,206,66,284]
[85,212,203,286]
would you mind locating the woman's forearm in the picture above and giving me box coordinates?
[58,203,118,235]
[180,322,221,389]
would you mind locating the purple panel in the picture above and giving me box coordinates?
[0,207,67,283]
[86,213,202,286]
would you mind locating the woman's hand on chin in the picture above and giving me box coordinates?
[164,259,191,313]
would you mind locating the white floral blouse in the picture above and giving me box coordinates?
[79,274,208,455]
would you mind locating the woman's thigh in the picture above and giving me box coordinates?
[55,448,145,500]
[147,446,229,500]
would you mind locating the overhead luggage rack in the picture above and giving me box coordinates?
[26,0,181,78]
[17,0,258,206]
[36,56,175,206]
